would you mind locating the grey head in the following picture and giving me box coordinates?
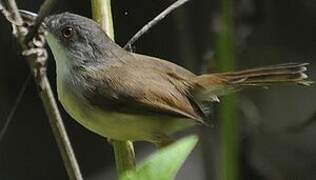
[44,12,126,68]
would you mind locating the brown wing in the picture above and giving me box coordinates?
[84,53,205,123]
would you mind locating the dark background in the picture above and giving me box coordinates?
[1,0,316,179]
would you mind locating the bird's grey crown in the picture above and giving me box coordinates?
[44,12,128,67]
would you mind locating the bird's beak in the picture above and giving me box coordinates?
[18,10,48,30]
[19,10,37,23]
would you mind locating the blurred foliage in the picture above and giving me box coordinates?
[120,136,198,180]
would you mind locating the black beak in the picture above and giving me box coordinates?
[19,10,38,23]
[18,10,49,30]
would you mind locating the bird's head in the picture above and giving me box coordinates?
[43,12,123,70]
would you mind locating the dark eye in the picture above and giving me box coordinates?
[61,26,74,39]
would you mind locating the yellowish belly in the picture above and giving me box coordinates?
[58,84,194,142]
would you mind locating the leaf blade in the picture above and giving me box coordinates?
[120,135,198,180]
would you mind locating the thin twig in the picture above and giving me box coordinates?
[123,0,191,50]
[0,73,31,143]
[0,1,83,180]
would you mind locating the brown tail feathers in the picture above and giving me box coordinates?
[192,63,312,100]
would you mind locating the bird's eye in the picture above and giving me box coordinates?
[61,26,74,39]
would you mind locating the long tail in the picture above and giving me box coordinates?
[192,63,313,100]
[218,63,311,86]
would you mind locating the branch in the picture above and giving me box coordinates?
[91,0,136,176]
[0,1,83,180]
[123,0,190,50]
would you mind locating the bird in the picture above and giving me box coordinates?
[41,12,311,147]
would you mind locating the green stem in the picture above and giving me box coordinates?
[90,0,136,176]
[91,0,115,39]
[112,140,135,175]
[216,0,238,179]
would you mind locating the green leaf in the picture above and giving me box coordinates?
[120,135,198,180]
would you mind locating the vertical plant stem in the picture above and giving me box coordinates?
[216,0,238,179]
[90,0,136,176]
[112,140,135,175]
[91,0,114,39]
